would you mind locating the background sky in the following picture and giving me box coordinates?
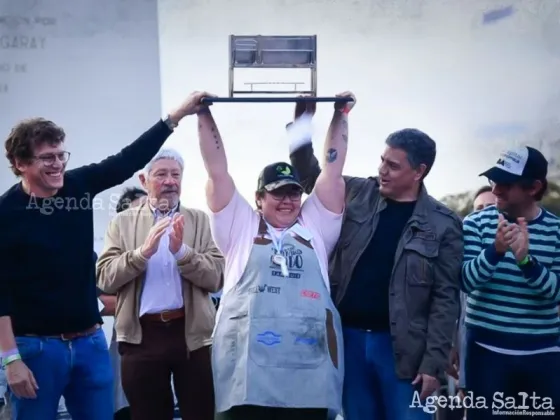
[158,0,560,204]
[2,0,560,208]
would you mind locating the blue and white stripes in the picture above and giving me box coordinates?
[461,206,560,349]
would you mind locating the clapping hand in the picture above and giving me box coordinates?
[169,213,184,255]
[509,217,529,263]
[494,213,519,254]
[140,218,171,259]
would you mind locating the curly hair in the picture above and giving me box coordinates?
[4,118,65,176]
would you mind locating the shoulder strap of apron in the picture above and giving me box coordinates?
[255,215,313,249]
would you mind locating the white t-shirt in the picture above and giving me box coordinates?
[209,189,343,302]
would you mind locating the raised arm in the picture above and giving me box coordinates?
[288,115,321,194]
[197,108,235,213]
[69,91,211,196]
[311,92,356,214]
[288,96,361,201]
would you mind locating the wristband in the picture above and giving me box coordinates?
[2,353,21,367]
[0,348,19,359]
[518,255,530,266]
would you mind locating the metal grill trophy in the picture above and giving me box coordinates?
[200,35,351,106]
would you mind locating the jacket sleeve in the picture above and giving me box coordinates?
[67,120,172,196]
[289,141,322,195]
[517,237,560,302]
[419,216,463,380]
[96,217,147,294]
[176,212,225,293]
[461,215,503,293]
[0,219,13,317]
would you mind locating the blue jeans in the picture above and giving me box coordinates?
[465,337,560,420]
[342,328,431,420]
[9,328,113,420]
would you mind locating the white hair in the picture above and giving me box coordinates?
[143,148,184,174]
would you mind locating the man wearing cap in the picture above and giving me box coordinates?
[462,146,560,420]
[198,92,355,420]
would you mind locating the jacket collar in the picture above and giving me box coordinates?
[373,177,433,223]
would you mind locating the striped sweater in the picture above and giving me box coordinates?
[461,205,560,350]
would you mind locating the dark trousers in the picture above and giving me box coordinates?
[466,340,560,420]
[215,405,328,420]
[119,317,214,420]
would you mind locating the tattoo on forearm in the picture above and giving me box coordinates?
[326,148,338,163]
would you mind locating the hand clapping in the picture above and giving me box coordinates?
[508,217,529,263]
[169,213,185,255]
[494,214,529,262]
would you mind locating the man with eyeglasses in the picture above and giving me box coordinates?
[462,146,560,420]
[203,92,355,420]
[0,91,210,420]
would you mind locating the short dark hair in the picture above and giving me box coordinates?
[532,179,548,201]
[473,185,492,200]
[116,187,147,214]
[5,118,65,176]
[385,128,436,180]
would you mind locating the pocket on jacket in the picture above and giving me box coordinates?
[404,238,439,286]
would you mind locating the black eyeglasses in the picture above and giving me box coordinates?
[34,151,71,166]
[268,188,303,201]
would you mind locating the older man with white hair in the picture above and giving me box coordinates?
[96,148,224,420]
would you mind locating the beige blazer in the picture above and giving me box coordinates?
[96,202,224,351]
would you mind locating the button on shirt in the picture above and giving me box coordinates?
[139,206,187,316]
